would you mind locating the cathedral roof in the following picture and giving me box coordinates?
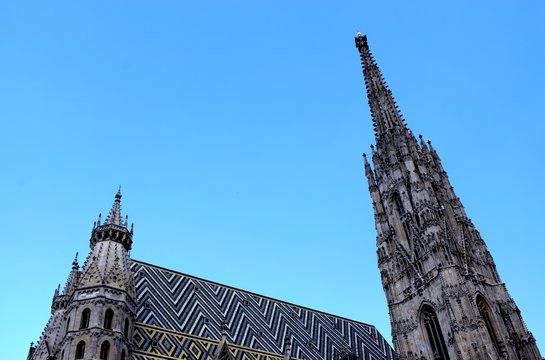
[130,260,394,360]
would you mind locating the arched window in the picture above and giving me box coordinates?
[79,308,91,329]
[99,341,110,360]
[103,309,114,330]
[477,295,502,355]
[123,318,130,338]
[120,350,126,360]
[75,341,85,359]
[421,305,450,360]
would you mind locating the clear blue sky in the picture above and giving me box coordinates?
[1,1,544,358]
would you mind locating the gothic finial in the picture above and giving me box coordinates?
[220,319,229,337]
[283,335,292,360]
[105,189,124,225]
[363,152,370,166]
[364,152,376,187]
[72,252,79,269]
[284,335,291,347]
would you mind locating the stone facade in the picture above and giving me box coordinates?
[355,33,542,360]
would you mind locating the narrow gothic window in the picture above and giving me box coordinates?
[75,341,85,359]
[120,350,126,360]
[415,212,421,227]
[392,193,404,217]
[79,308,91,329]
[476,295,502,355]
[421,305,450,360]
[65,316,71,334]
[402,222,411,241]
[104,309,114,329]
[124,318,130,338]
[99,341,110,360]
[415,259,424,274]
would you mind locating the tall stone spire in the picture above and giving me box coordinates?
[355,33,407,142]
[355,34,542,360]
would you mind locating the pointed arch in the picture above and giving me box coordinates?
[123,318,130,338]
[476,294,502,355]
[120,350,126,360]
[103,308,114,329]
[75,341,85,359]
[79,308,91,329]
[420,304,450,360]
[99,341,110,360]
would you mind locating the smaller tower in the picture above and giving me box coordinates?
[29,191,136,360]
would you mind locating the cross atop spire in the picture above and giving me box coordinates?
[355,33,408,141]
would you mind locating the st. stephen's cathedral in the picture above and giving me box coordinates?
[27,34,541,360]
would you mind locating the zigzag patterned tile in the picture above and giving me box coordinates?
[131,260,393,360]
[133,324,283,360]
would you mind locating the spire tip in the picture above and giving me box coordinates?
[355,33,368,49]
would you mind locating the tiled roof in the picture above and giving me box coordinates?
[131,260,394,360]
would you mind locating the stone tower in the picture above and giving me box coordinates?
[28,190,136,360]
[355,33,541,360]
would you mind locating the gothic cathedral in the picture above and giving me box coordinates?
[27,34,542,360]
[355,33,541,359]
